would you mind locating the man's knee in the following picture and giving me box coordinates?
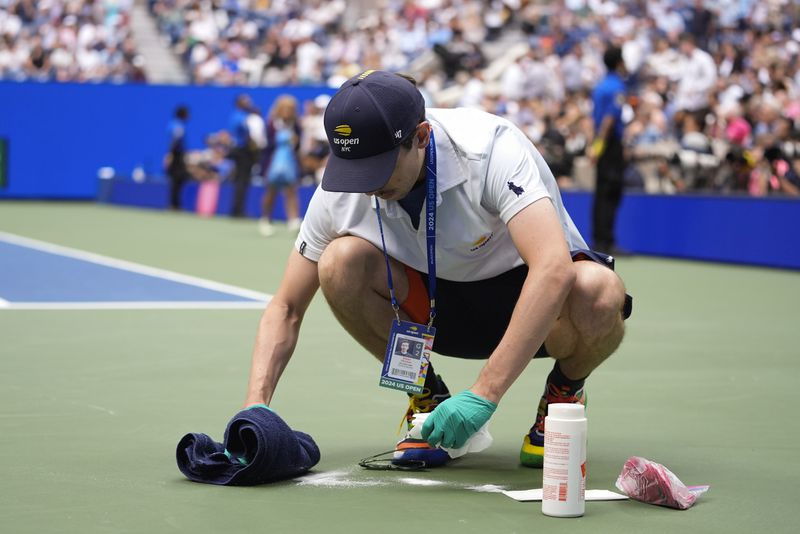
[318,237,377,296]
[569,262,626,343]
[317,236,374,291]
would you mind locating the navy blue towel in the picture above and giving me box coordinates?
[176,406,320,486]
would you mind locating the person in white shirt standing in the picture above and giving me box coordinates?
[241,70,633,469]
[674,33,718,118]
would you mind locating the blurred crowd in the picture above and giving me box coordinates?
[147,0,502,86]
[471,0,800,197]
[3,0,800,197]
[148,0,800,196]
[0,0,146,82]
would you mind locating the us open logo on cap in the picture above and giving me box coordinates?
[333,124,359,152]
[334,124,352,137]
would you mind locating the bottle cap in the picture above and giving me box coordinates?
[548,403,585,420]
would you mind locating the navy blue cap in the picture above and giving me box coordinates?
[321,70,425,193]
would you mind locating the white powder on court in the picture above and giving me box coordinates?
[295,470,385,488]
[296,470,505,492]
[397,477,445,486]
[467,484,506,493]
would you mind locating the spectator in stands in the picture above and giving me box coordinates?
[298,94,331,185]
[294,35,324,85]
[24,37,49,80]
[773,117,800,165]
[539,114,571,185]
[678,113,717,189]
[561,45,590,94]
[686,0,715,51]
[764,145,800,196]
[258,95,303,236]
[680,113,712,154]
[647,37,683,80]
[186,131,234,184]
[260,30,295,85]
[674,33,718,120]
[432,28,485,81]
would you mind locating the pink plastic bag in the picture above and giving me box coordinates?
[615,456,709,510]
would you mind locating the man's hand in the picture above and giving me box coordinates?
[421,390,497,449]
[589,138,606,162]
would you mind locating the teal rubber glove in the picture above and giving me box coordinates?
[226,404,274,465]
[244,403,273,412]
[421,390,497,449]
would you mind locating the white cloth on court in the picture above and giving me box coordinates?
[408,413,493,459]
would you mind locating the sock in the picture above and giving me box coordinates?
[547,361,586,396]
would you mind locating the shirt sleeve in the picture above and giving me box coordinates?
[482,124,552,224]
[294,187,336,262]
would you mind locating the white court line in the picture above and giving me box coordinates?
[3,301,267,310]
[0,231,271,303]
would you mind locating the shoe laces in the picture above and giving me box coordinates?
[398,385,451,434]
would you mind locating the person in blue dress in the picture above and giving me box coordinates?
[259,95,303,236]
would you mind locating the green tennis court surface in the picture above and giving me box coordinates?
[1,202,798,533]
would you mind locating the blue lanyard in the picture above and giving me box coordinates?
[375,130,437,328]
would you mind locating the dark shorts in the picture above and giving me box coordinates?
[400,249,633,360]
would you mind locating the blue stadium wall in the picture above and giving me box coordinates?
[1,82,798,269]
[105,179,800,270]
[0,81,333,198]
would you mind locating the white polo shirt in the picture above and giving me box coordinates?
[295,108,587,282]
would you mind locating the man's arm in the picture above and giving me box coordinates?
[244,249,320,407]
[469,197,576,404]
[420,198,576,448]
[590,113,616,161]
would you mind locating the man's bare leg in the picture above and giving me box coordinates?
[544,260,627,377]
[521,260,627,467]
[317,235,411,361]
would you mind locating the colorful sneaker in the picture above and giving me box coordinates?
[392,374,451,467]
[520,383,587,468]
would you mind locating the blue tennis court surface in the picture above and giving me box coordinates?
[0,232,269,309]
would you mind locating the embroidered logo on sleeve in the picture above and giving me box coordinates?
[507,181,524,196]
[299,241,307,256]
